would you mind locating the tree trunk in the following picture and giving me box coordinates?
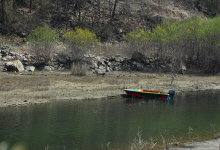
[29,0,33,13]
[110,0,118,23]
[78,0,81,21]
[1,0,6,23]
[217,0,220,13]
[13,0,17,10]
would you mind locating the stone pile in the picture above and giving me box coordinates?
[88,54,186,75]
[0,46,35,72]
[0,45,186,74]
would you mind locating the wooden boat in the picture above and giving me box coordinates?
[124,89,175,101]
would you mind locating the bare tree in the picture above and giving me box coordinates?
[217,0,220,13]
[1,0,6,23]
[77,0,81,21]
[29,0,33,13]
[31,42,55,65]
[110,0,118,23]
[13,0,17,10]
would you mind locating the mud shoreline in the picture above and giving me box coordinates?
[0,71,220,107]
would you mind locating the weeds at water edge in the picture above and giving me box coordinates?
[129,128,156,150]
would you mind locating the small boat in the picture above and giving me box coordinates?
[124,89,175,101]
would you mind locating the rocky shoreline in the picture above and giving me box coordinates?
[0,45,187,75]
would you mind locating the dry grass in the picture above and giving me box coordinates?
[71,62,88,76]
[0,75,50,91]
[130,129,157,150]
[90,42,127,57]
[0,71,220,107]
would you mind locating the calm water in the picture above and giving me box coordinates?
[1,90,220,150]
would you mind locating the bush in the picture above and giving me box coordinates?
[30,42,54,65]
[63,28,98,65]
[28,25,59,43]
[63,28,98,46]
[123,16,220,73]
[71,62,88,76]
[28,25,59,65]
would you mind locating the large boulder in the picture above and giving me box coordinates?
[5,60,25,72]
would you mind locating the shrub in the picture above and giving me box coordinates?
[63,28,98,46]
[71,62,88,76]
[63,28,98,65]
[123,16,220,73]
[28,25,59,65]
[28,25,59,43]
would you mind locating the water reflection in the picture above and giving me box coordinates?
[0,90,220,150]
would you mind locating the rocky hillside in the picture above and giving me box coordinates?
[0,0,218,42]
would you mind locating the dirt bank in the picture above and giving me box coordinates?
[0,71,220,107]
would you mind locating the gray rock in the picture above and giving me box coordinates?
[5,60,25,72]
[6,55,14,60]
[23,57,28,62]
[2,57,7,61]
[179,65,187,74]
[1,46,11,56]
[133,62,144,71]
[1,45,11,50]
[26,66,35,72]
[95,66,106,75]
[38,66,52,71]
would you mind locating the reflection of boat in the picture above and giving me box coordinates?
[124,89,175,101]
[125,98,144,103]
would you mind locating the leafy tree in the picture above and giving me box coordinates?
[62,27,98,66]
[28,25,59,65]
[63,27,98,46]
[28,25,58,43]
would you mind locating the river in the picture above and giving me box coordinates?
[1,90,220,150]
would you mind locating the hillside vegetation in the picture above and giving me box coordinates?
[0,0,218,40]
[1,0,220,73]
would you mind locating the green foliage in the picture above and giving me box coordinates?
[28,25,58,65]
[28,25,59,43]
[124,16,220,44]
[123,29,150,43]
[123,16,220,73]
[63,28,98,46]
